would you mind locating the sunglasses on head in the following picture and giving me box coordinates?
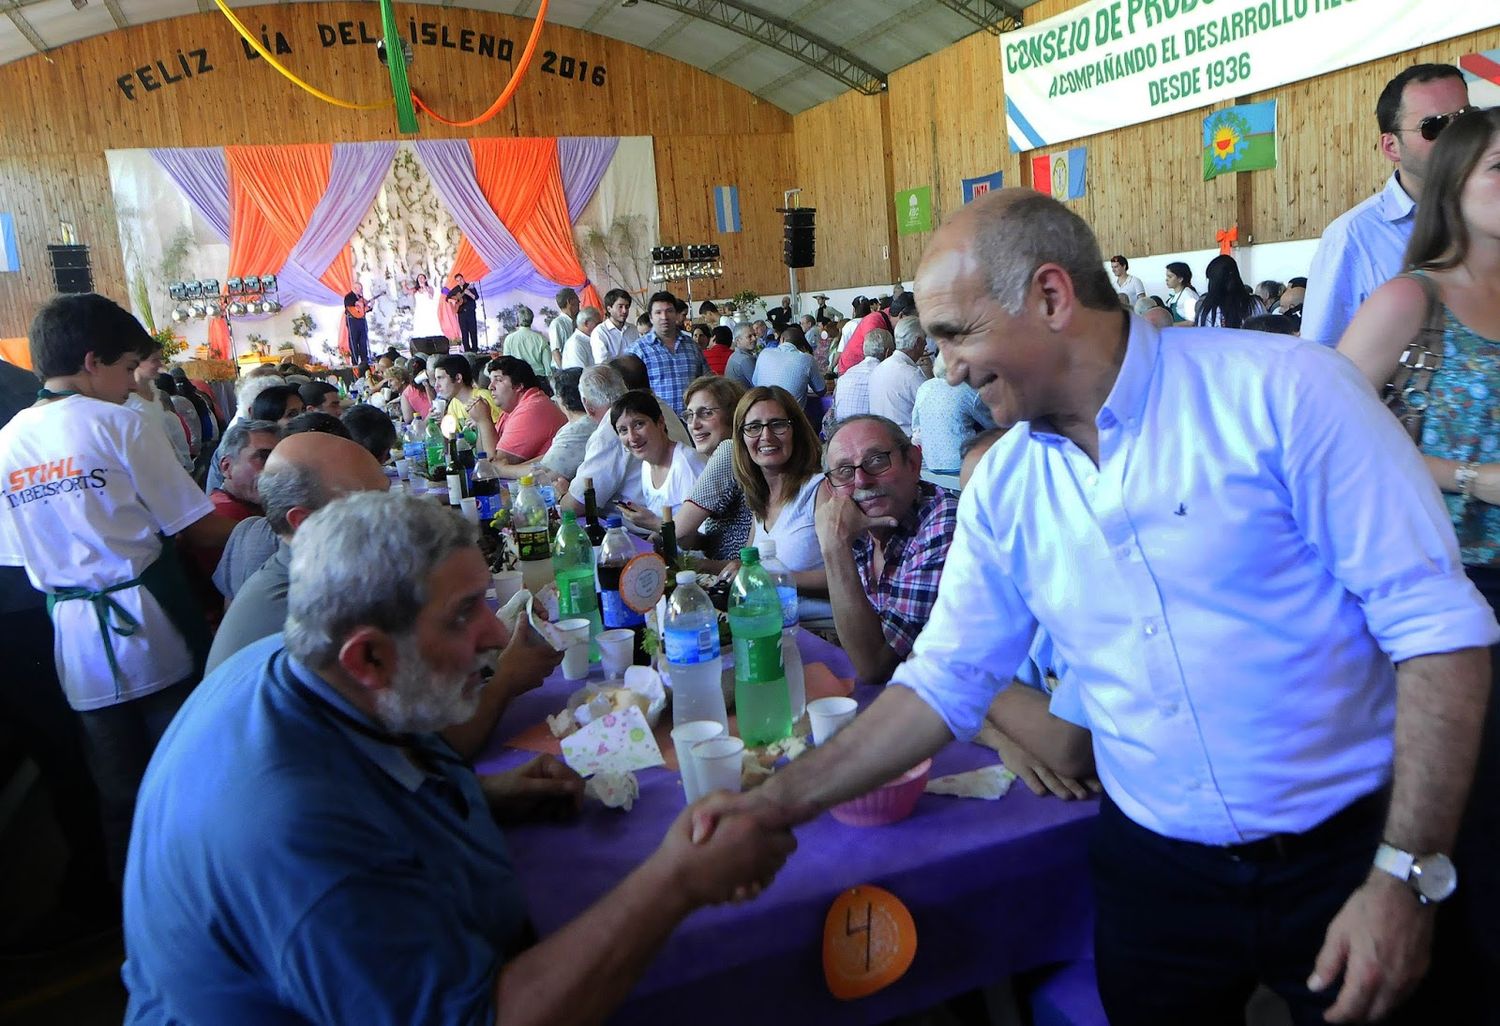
[1397,106,1480,142]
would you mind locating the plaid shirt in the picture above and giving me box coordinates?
[628,332,707,417]
[851,482,958,659]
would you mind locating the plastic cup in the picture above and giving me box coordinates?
[672,720,726,803]
[597,628,635,678]
[554,618,592,681]
[807,696,858,746]
[395,458,411,480]
[460,497,477,519]
[692,736,745,795]
[492,571,524,607]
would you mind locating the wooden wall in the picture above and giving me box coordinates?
[792,0,1500,282]
[0,3,794,336]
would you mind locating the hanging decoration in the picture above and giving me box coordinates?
[409,0,549,127]
[212,0,391,111]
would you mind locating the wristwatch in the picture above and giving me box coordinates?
[1373,843,1457,904]
[1454,462,1480,496]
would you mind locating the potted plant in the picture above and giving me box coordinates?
[152,327,187,361]
[733,290,763,318]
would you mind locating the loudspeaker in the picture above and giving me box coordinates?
[781,207,816,269]
[47,245,93,294]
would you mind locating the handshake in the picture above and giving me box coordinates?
[651,790,805,908]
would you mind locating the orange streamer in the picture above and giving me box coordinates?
[410,0,549,127]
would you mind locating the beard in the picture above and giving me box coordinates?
[373,634,485,734]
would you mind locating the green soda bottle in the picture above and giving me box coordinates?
[553,510,602,661]
[729,546,791,746]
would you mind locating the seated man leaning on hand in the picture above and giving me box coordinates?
[124,492,795,1026]
[815,414,958,686]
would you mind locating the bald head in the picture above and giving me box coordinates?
[1144,307,1174,330]
[258,432,391,538]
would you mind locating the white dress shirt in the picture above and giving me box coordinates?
[1113,274,1146,305]
[867,351,926,435]
[560,329,595,370]
[1300,172,1415,347]
[893,315,1498,844]
[589,320,639,365]
[548,311,575,360]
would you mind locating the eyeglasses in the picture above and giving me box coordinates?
[1395,106,1479,142]
[741,418,793,438]
[685,406,721,422]
[827,449,896,485]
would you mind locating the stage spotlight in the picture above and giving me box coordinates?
[201,279,220,296]
[227,276,243,292]
[227,301,246,316]
[258,274,277,290]
[206,301,222,318]
[184,281,202,299]
[170,306,190,323]
[263,299,281,314]
[168,281,186,301]
[189,301,207,318]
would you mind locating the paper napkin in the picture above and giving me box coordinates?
[925,764,1017,800]
[559,704,665,777]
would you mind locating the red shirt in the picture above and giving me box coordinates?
[704,344,733,375]
[209,489,261,523]
[496,387,568,462]
[837,311,892,375]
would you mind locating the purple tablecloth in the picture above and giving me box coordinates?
[476,631,1099,1025]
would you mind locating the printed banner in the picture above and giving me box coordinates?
[1000,0,1500,151]
[0,214,17,273]
[1461,48,1500,108]
[895,186,933,235]
[961,170,1005,204]
[1202,100,1277,180]
[1030,148,1087,201]
[713,184,741,233]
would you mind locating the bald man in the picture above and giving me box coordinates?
[205,434,390,674]
[695,188,1495,1025]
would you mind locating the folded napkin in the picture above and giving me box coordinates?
[925,764,1017,800]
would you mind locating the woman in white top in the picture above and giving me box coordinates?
[613,389,706,528]
[1195,254,1267,329]
[406,272,444,340]
[728,385,831,619]
[1164,262,1201,325]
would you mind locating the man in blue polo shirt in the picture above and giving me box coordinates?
[122,492,796,1025]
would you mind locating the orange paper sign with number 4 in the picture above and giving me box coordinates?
[822,885,917,1000]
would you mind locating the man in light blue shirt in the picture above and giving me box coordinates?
[751,325,825,402]
[699,189,1497,1026]
[1300,64,1471,347]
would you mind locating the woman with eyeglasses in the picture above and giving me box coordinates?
[672,375,749,565]
[612,389,706,531]
[726,385,831,618]
[1337,108,1500,1004]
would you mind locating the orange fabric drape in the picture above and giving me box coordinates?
[461,138,602,310]
[450,239,489,286]
[0,337,31,370]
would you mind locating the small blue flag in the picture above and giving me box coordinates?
[713,185,741,234]
[0,213,18,273]
[961,171,1004,204]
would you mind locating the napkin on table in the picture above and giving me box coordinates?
[560,704,665,777]
[925,764,1017,800]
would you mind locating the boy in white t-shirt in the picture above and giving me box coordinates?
[0,294,235,879]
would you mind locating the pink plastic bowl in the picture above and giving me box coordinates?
[829,759,932,827]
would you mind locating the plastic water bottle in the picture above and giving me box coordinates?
[757,539,799,628]
[471,452,504,523]
[729,546,791,746]
[664,570,728,729]
[513,475,554,592]
[553,510,602,660]
[424,415,445,480]
[782,627,805,722]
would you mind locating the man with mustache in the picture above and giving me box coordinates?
[123,492,794,1024]
[814,414,957,686]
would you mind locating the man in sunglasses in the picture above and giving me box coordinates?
[1301,63,1472,347]
[814,414,958,686]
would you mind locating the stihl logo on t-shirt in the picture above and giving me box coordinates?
[4,456,107,507]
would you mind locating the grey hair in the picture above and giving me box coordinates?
[284,493,476,667]
[1132,295,1156,316]
[822,414,912,468]
[974,192,1118,315]
[516,305,534,325]
[257,460,328,538]
[235,374,287,414]
[578,305,603,330]
[579,364,627,412]
[863,329,895,361]
[220,419,281,462]
[894,317,924,352]
[732,323,755,343]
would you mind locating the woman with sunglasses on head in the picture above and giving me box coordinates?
[725,385,831,618]
[611,390,706,532]
[670,375,749,568]
[1338,107,1500,1015]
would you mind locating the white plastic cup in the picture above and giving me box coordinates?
[460,496,477,519]
[492,571,524,607]
[672,720,726,803]
[395,458,411,480]
[597,628,635,677]
[807,696,858,746]
[554,618,593,681]
[692,735,745,795]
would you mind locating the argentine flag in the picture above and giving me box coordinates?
[713,185,741,234]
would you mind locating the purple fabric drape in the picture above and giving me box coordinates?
[277,141,398,306]
[412,139,535,300]
[150,147,230,242]
[557,136,618,221]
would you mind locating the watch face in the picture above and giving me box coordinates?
[1414,854,1458,902]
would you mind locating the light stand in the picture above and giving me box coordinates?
[650,244,724,309]
[167,274,280,363]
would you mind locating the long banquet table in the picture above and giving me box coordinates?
[475,629,1100,1025]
